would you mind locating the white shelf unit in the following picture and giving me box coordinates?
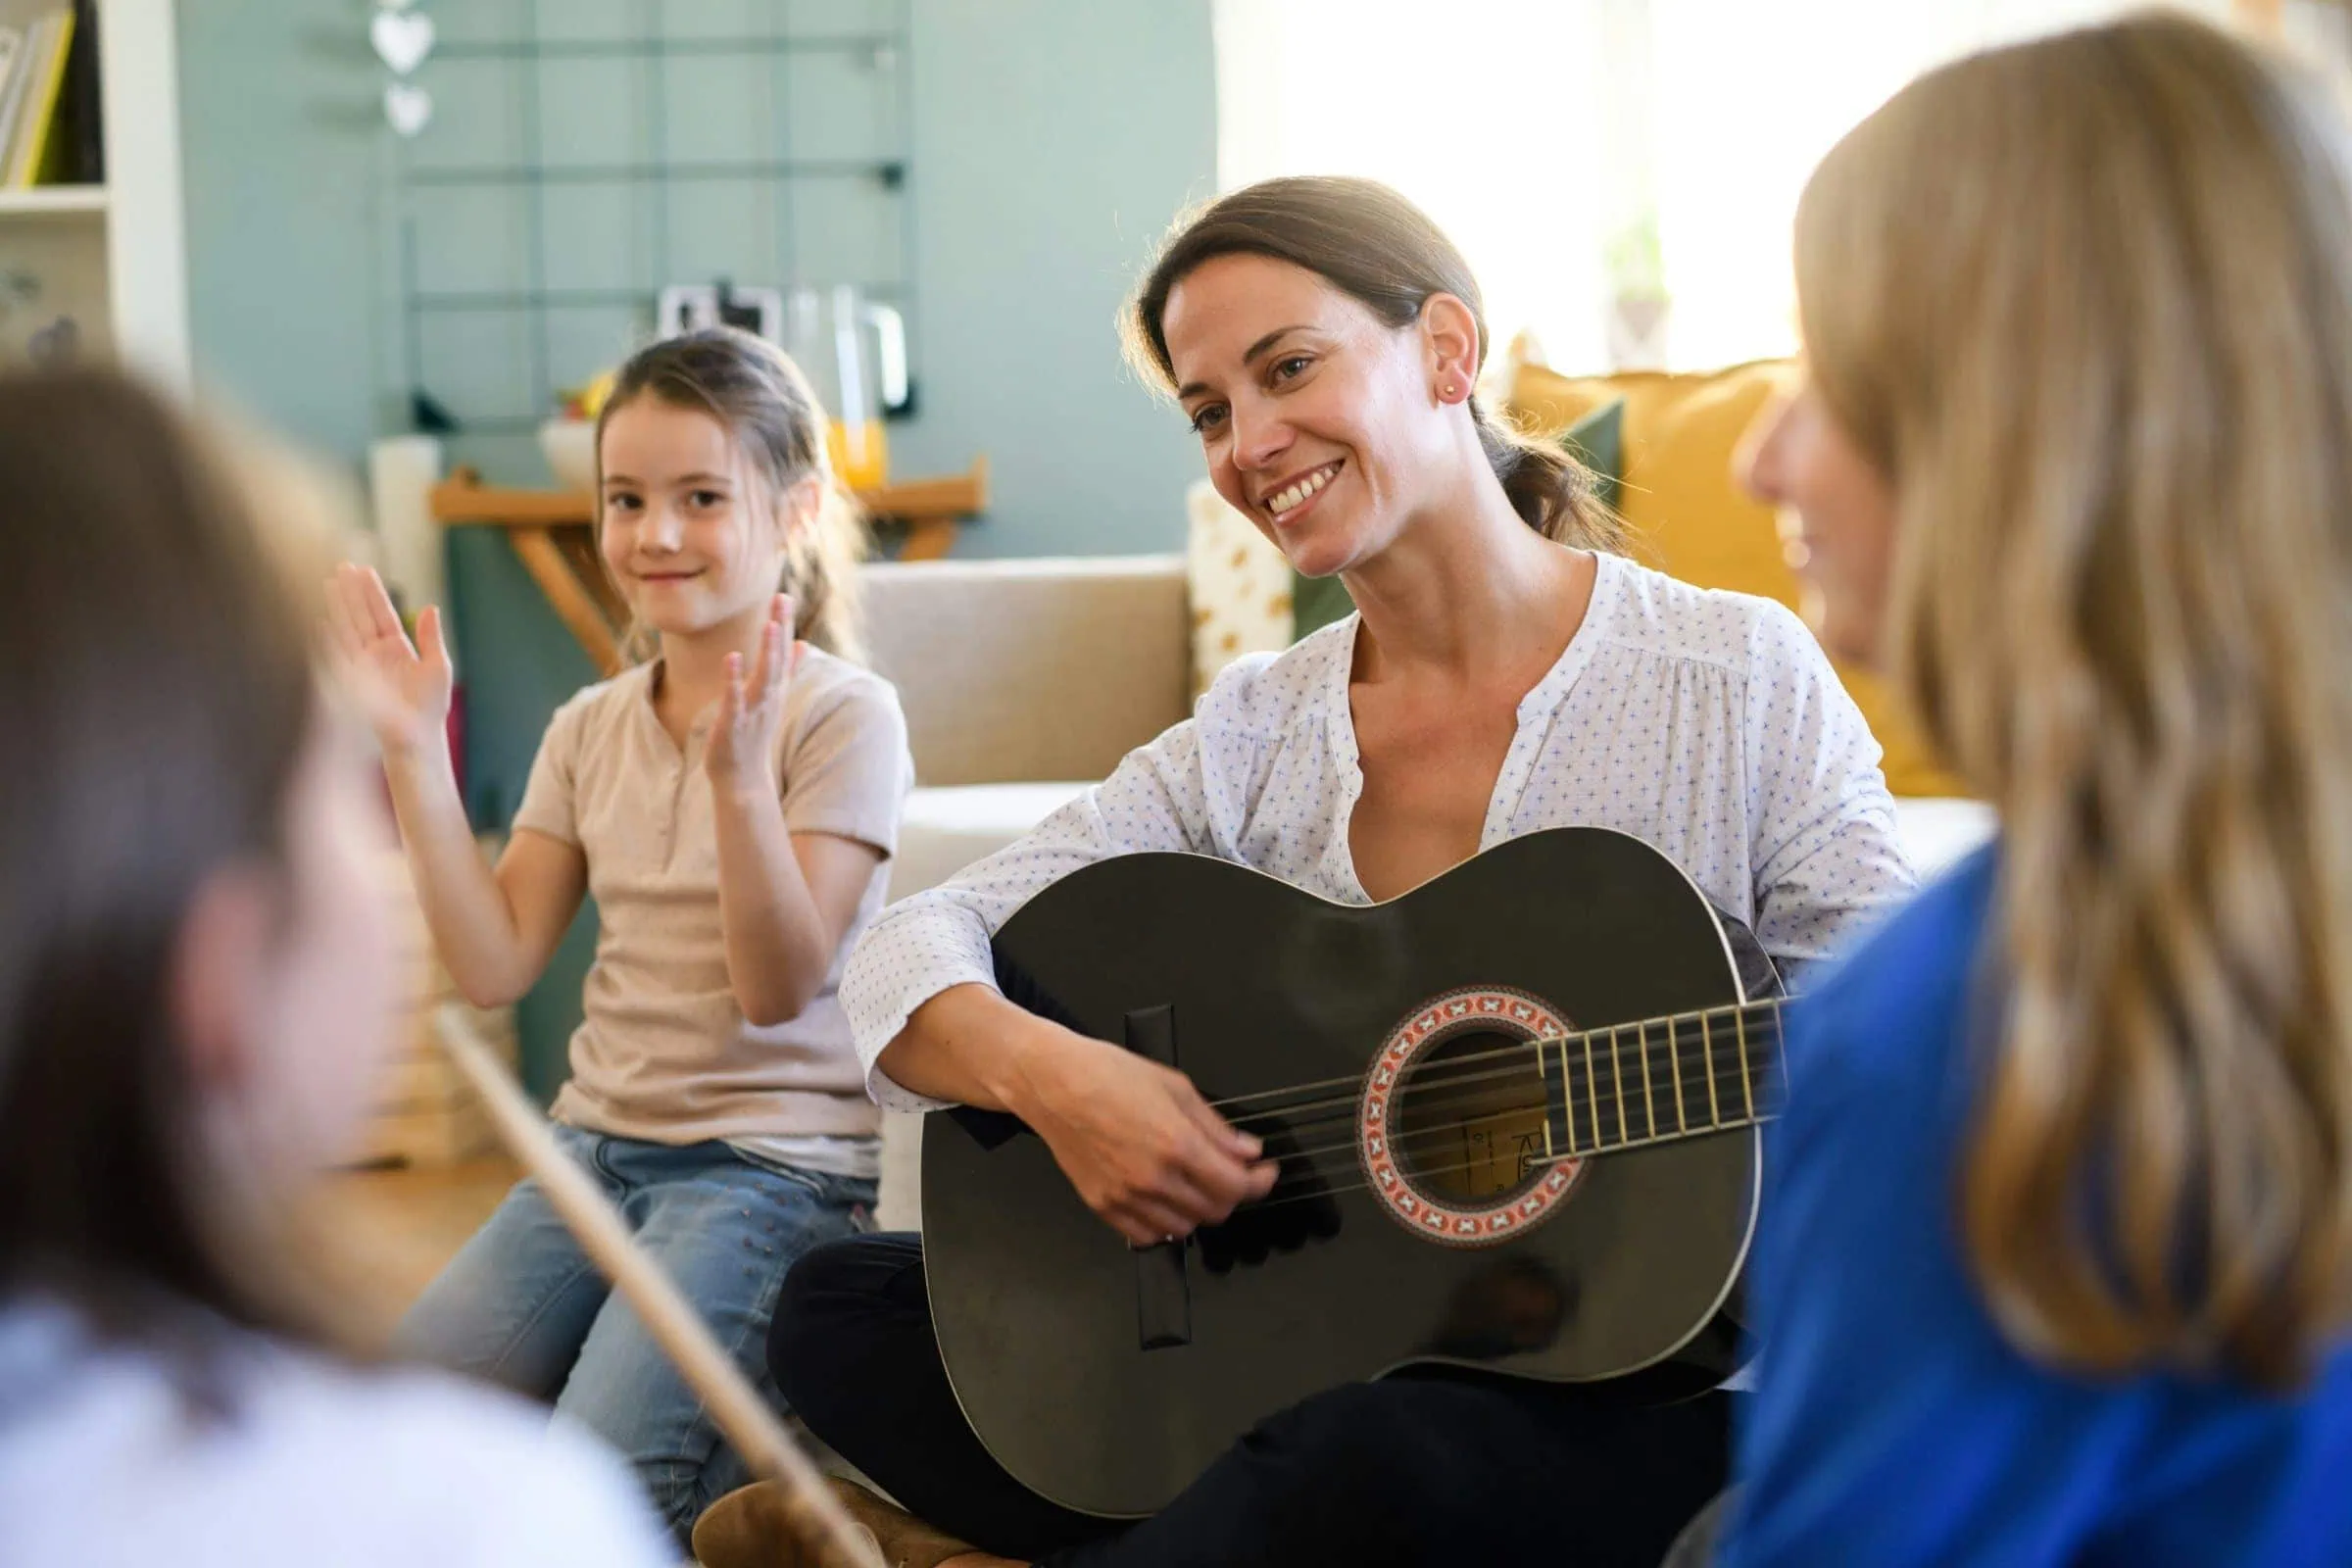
[0,0,186,387]
[0,182,103,215]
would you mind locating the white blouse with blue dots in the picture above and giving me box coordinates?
[844,552,1917,1112]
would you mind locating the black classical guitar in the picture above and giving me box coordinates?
[921,826,1789,1518]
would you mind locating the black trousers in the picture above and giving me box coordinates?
[771,1233,1732,1568]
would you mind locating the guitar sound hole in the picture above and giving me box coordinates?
[1392,1029,1552,1204]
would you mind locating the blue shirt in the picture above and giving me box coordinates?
[1724,846,2352,1566]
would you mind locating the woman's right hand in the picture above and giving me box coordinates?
[326,563,454,759]
[1013,1023,1281,1248]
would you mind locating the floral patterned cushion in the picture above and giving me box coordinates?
[1185,477,1293,698]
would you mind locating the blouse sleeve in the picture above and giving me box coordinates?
[839,714,1221,1112]
[1740,601,1917,980]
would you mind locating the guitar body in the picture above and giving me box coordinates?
[921,827,1765,1518]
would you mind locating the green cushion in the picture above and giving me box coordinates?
[1561,396,1624,514]
[1291,565,1357,641]
[1290,397,1627,639]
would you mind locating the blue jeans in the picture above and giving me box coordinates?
[399,1125,874,1543]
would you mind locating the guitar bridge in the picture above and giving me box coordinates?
[1126,1004,1193,1350]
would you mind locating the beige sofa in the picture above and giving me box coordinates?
[862,554,1195,905]
[855,555,1998,1227]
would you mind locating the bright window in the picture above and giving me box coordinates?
[1212,0,2236,372]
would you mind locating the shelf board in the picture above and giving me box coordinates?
[0,185,108,217]
[431,456,990,526]
[406,161,905,189]
[439,34,902,60]
[431,457,989,667]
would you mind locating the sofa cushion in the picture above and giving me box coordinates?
[1184,481,1294,699]
[891,781,1095,904]
[861,558,1191,788]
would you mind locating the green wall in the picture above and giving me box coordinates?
[178,0,1217,559]
[885,0,1217,558]
[179,0,389,465]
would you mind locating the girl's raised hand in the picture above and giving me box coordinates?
[324,563,455,758]
[706,594,802,795]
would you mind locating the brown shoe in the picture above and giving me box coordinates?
[692,1477,973,1568]
[693,1479,872,1568]
[823,1476,976,1568]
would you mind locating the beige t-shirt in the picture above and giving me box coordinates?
[514,649,911,1148]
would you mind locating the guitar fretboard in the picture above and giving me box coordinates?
[1538,999,1787,1157]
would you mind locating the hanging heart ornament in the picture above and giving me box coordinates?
[384,81,433,137]
[371,10,435,76]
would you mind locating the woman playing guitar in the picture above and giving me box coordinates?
[705,176,1914,1567]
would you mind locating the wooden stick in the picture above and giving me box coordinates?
[435,1005,885,1568]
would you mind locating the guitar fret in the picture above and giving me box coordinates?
[1583,1031,1603,1151]
[1609,1026,1629,1146]
[1702,1011,1722,1127]
[1530,1001,1787,1160]
[1639,1019,1656,1141]
[1560,1038,1583,1155]
[1668,1016,1689,1133]
[1737,1007,1755,1121]
[1536,1030,1556,1160]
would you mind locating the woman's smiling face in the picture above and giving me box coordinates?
[1163,253,1453,579]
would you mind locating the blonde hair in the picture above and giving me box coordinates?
[1796,12,2352,1388]
[596,327,869,661]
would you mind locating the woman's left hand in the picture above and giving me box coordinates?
[706,594,802,795]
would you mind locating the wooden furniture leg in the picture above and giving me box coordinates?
[899,518,957,562]
[510,526,621,674]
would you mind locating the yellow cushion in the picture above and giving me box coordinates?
[1506,359,1966,799]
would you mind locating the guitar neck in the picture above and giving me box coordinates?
[1538,998,1788,1158]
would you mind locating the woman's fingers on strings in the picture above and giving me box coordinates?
[1177,1080,1262,1163]
[1178,1159,1267,1224]
[1184,1139,1279,1212]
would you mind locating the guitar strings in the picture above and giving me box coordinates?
[1242,1116,1764,1220]
[1251,1056,1771,1172]
[1195,998,1788,1118]
[1218,1037,1774,1137]
[1232,1123,1768,1231]
[1210,1020,1785,1140]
